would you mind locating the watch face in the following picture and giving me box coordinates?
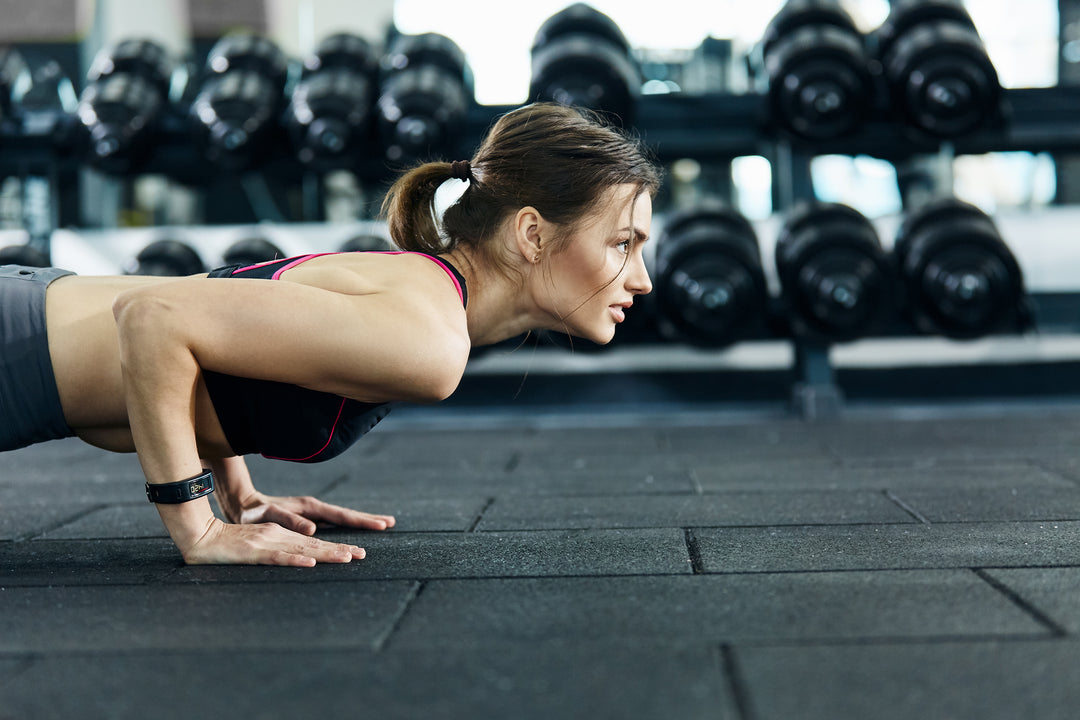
[146,472,213,504]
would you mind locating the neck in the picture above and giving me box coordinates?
[441,246,544,347]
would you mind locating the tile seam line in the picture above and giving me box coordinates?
[721,631,1061,650]
[883,489,932,525]
[0,633,1059,661]
[12,504,112,542]
[371,580,424,653]
[10,564,1080,589]
[719,643,757,720]
[973,568,1069,637]
[316,472,351,496]
[684,528,705,575]
[466,497,496,532]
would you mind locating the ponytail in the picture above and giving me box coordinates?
[381,103,662,273]
[381,161,461,254]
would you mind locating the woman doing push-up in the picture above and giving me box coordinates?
[0,102,662,566]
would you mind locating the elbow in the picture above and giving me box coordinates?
[413,364,463,403]
[412,339,468,403]
[112,289,182,350]
[425,372,462,403]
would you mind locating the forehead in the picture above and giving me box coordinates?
[585,184,653,233]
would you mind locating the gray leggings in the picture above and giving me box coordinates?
[0,265,77,451]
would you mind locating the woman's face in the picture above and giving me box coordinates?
[536,184,653,344]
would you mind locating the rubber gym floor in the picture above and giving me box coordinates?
[3,400,1080,719]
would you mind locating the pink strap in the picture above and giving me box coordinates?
[240,251,464,305]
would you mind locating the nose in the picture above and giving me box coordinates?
[628,249,652,296]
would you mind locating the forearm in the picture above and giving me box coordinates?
[113,291,215,552]
[205,455,257,522]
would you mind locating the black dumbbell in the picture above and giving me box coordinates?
[894,197,1028,338]
[871,0,1001,138]
[530,3,640,126]
[223,237,285,266]
[0,243,49,267]
[775,202,893,342]
[377,32,472,162]
[759,0,874,141]
[654,206,767,347]
[77,39,173,173]
[285,33,378,170]
[126,239,205,276]
[190,34,289,170]
[340,234,392,253]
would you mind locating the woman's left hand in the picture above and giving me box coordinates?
[232,492,396,536]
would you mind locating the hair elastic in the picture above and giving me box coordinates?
[450,160,472,182]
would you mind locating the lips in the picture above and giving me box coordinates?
[609,302,632,323]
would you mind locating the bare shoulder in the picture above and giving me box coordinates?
[283,252,471,384]
[282,253,464,310]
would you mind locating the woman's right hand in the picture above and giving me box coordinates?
[180,517,366,566]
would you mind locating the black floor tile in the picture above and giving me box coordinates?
[734,639,1080,720]
[326,466,694,496]
[166,528,692,582]
[984,567,1080,633]
[892,486,1080,522]
[694,459,1069,491]
[318,494,492,531]
[477,490,914,531]
[0,502,104,541]
[693,522,1080,573]
[0,641,737,720]
[0,538,180,586]
[0,581,418,653]
[391,572,1047,646]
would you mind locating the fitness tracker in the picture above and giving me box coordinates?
[145,470,215,504]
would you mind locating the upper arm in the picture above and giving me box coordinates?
[114,274,470,404]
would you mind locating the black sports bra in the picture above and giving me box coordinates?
[202,251,467,462]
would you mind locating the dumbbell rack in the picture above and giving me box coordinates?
[4,85,1080,416]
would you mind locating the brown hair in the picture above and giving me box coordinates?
[381,102,662,277]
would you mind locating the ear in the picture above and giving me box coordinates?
[512,206,545,264]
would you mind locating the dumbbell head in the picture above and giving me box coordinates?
[190,69,281,169]
[78,74,164,173]
[79,39,173,173]
[287,34,378,169]
[191,35,290,169]
[761,0,873,140]
[873,0,1000,138]
[894,197,1027,338]
[305,33,378,77]
[127,239,205,277]
[223,237,284,266]
[377,32,472,161]
[340,234,392,253]
[655,206,767,347]
[530,3,639,126]
[204,33,289,95]
[0,243,49,267]
[775,202,893,342]
[87,39,173,97]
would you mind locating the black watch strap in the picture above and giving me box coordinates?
[145,470,214,504]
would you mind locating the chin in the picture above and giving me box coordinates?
[591,327,616,345]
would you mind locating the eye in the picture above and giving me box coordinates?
[616,239,631,254]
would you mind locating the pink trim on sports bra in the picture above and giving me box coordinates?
[373,251,465,306]
[235,251,465,305]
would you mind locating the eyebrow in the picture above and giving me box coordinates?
[617,226,650,242]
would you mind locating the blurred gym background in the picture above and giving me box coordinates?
[0,0,1078,417]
